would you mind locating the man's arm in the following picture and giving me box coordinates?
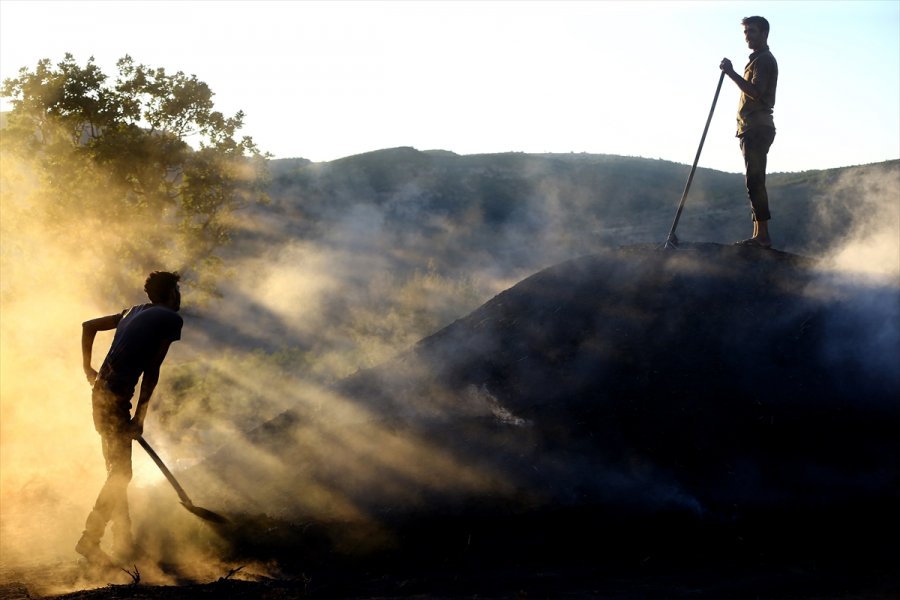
[82,314,121,385]
[129,339,172,438]
[719,58,766,100]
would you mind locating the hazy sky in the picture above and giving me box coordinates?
[1,0,898,173]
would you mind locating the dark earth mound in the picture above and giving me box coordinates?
[16,243,898,599]
[166,242,899,597]
[326,242,900,563]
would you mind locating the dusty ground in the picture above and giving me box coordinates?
[2,559,898,599]
[3,518,898,600]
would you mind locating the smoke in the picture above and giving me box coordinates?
[801,165,900,392]
[0,145,262,592]
[0,145,522,593]
[819,164,900,277]
[0,152,127,588]
[3,144,897,594]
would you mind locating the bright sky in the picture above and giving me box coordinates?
[1,1,898,173]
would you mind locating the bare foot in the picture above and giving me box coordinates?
[734,238,772,248]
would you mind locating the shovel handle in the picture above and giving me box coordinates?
[136,435,194,507]
[665,69,726,246]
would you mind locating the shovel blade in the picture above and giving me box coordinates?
[181,501,230,525]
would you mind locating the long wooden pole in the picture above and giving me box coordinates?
[665,70,726,248]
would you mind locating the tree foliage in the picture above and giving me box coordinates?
[0,53,269,301]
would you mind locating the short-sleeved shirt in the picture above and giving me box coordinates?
[97,304,183,398]
[737,46,778,135]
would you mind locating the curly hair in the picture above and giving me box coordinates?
[144,271,181,304]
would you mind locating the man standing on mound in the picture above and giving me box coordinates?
[76,271,183,566]
[720,15,778,248]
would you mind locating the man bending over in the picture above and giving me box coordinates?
[76,271,183,565]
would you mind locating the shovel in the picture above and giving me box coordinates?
[136,435,229,525]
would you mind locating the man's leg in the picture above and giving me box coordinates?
[740,127,776,245]
[106,434,134,558]
[78,394,133,563]
[78,430,132,555]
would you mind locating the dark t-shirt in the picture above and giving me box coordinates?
[97,304,183,398]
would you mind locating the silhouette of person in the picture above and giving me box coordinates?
[76,271,183,566]
[720,16,778,248]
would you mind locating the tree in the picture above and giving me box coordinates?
[0,53,269,302]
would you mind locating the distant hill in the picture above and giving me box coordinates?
[258,148,897,261]
[198,149,898,362]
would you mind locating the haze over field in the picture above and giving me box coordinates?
[1,142,898,595]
